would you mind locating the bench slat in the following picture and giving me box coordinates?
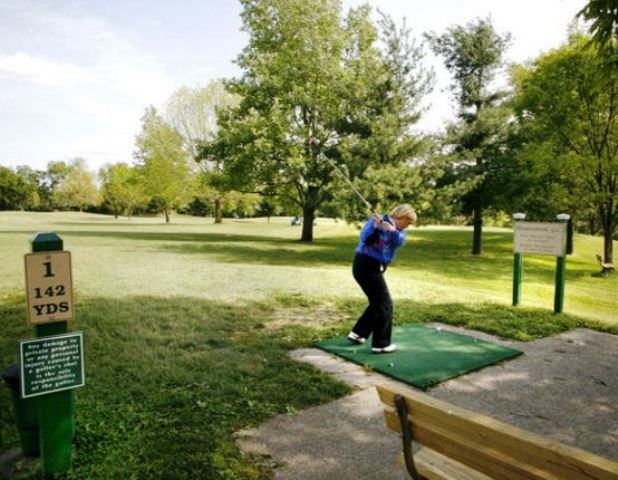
[378,384,618,480]
[398,448,494,480]
[386,409,560,480]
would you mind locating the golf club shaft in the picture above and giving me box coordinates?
[319,152,374,215]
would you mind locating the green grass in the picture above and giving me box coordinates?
[0,211,616,479]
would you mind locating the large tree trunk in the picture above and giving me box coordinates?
[301,207,315,242]
[214,196,223,224]
[599,201,615,264]
[472,207,483,255]
[164,208,170,223]
[602,213,614,265]
[300,187,319,242]
[604,231,614,264]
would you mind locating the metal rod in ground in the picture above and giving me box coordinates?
[318,152,374,215]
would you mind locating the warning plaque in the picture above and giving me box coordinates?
[19,332,85,398]
[24,251,74,325]
[514,222,567,256]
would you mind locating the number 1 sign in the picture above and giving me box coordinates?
[24,251,74,325]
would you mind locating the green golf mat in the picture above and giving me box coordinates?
[316,324,523,390]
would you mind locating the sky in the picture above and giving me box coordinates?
[0,0,586,173]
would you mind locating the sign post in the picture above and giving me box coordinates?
[25,232,77,476]
[512,215,569,313]
[512,213,526,306]
[554,214,570,314]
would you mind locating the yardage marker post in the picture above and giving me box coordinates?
[28,232,76,476]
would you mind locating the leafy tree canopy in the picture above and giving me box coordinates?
[53,158,99,211]
[513,33,618,262]
[134,106,193,223]
[577,0,618,53]
[426,17,512,255]
[212,0,432,240]
[99,162,147,218]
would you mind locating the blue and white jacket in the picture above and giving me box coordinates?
[355,215,407,266]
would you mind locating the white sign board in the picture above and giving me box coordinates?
[514,222,566,256]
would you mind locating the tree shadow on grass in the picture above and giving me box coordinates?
[7,229,306,245]
[6,228,600,283]
[404,230,598,281]
[7,228,360,268]
[1,291,614,478]
[0,293,351,479]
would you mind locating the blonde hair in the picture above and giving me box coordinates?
[389,204,417,223]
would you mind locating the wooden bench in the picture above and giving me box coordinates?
[596,254,615,276]
[377,384,618,480]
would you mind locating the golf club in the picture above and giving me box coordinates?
[308,138,375,215]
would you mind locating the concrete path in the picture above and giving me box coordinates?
[236,325,618,479]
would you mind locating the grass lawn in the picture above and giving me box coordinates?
[1,211,616,479]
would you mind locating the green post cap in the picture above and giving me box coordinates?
[30,232,63,252]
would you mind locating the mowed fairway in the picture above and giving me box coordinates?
[1,211,616,479]
[1,212,616,321]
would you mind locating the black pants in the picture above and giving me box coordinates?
[351,253,393,348]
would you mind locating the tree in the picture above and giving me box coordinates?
[222,191,261,218]
[165,81,240,158]
[38,161,69,210]
[134,106,193,223]
[14,166,40,210]
[426,17,512,255]
[212,0,431,241]
[577,0,618,53]
[0,166,31,210]
[166,82,241,223]
[53,158,99,211]
[198,169,227,223]
[513,34,618,263]
[256,196,283,222]
[100,163,147,218]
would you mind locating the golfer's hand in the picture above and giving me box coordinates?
[382,222,396,232]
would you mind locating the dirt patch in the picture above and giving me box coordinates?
[268,302,350,330]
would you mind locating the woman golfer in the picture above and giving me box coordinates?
[347,204,417,353]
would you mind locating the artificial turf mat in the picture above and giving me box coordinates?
[316,324,523,390]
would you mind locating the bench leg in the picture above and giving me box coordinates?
[395,394,424,480]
